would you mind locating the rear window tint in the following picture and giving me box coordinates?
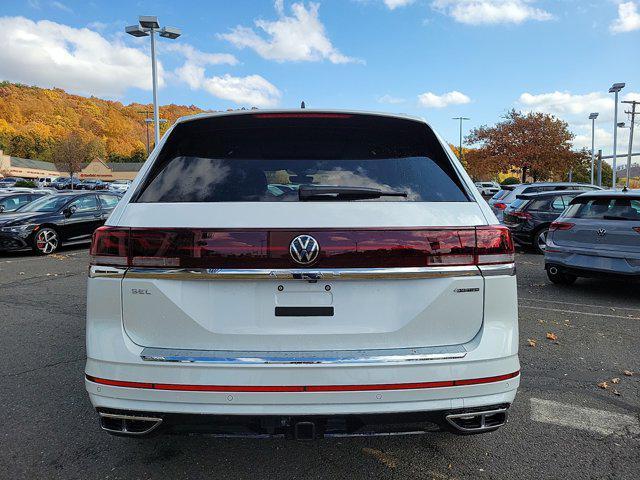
[564,198,640,220]
[135,114,469,203]
[509,199,527,209]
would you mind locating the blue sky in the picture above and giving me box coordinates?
[0,0,639,157]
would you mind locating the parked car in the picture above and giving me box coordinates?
[489,182,601,222]
[475,181,500,196]
[503,190,585,253]
[545,190,640,284]
[0,191,121,255]
[86,110,519,439]
[36,176,59,188]
[53,177,83,190]
[0,177,26,189]
[107,179,132,193]
[79,179,108,190]
[0,192,49,213]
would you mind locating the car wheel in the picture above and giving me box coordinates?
[534,228,549,255]
[546,266,577,285]
[32,227,60,255]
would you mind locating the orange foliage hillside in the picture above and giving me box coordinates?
[0,81,206,161]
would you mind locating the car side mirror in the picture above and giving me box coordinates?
[64,205,77,217]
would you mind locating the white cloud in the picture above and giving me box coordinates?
[0,16,160,97]
[219,2,361,64]
[169,43,280,107]
[517,90,640,152]
[377,94,406,104]
[51,1,72,13]
[384,0,416,10]
[418,90,471,108]
[610,1,640,33]
[431,0,553,25]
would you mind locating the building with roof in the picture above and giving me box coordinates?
[0,150,144,181]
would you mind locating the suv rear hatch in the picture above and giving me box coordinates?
[550,194,640,254]
[92,113,512,352]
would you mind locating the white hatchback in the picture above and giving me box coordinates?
[85,110,519,439]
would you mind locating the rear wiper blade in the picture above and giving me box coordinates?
[298,185,408,201]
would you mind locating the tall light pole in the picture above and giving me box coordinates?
[589,113,599,185]
[126,16,181,148]
[609,82,625,189]
[622,100,639,189]
[453,117,470,163]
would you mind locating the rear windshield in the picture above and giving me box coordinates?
[135,114,469,203]
[509,199,527,210]
[564,197,640,220]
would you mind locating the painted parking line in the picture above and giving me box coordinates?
[519,304,639,320]
[519,297,640,313]
[530,398,640,437]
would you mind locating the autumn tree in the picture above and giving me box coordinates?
[466,110,581,182]
[52,131,97,187]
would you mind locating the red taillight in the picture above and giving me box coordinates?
[90,226,129,266]
[495,203,507,210]
[511,211,532,220]
[90,226,515,268]
[633,227,640,234]
[549,222,574,232]
[475,226,515,265]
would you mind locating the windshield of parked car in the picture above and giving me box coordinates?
[18,195,71,212]
[135,115,469,203]
[564,197,640,221]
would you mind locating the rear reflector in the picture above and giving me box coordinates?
[549,222,575,232]
[86,371,519,392]
[90,226,514,268]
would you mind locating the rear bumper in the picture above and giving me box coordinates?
[545,249,640,277]
[95,403,512,438]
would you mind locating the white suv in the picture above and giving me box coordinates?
[85,111,519,439]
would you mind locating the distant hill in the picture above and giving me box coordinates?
[0,81,206,163]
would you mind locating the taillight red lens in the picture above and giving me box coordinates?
[90,227,515,268]
[511,211,532,220]
[549,222,574,232]
[495,203,507,210]
[633,227,640,234]
[475,225,515,265]
[90,226,129,266]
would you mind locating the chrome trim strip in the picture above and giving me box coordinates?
[89,265,127,278]
[140,345,467,365]
[125,265,480,281]
[478,263,516,277]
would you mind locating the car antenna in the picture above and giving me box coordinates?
[301,101,306,109]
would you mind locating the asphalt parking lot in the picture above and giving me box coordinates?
[1,246,638,480]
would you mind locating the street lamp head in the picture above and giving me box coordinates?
[139,16,160,29]
[609,82,625,93]
[125,25,149,37]
[617,122,626,128]
[159,26,181,39]
[589,112,599,120]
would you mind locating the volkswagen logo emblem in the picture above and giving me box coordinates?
[290,235,320,265]
[596,228,607,237]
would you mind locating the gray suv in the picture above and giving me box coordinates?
[489,182,601,222]
[545,190,640,284]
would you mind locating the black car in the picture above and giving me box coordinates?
[79,179,108,190]
[503,190,584,254]
[53,177,83,190]
[0,192,49,213]
[0,192,121,255]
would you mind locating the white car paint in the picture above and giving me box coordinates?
[85,110,519,437]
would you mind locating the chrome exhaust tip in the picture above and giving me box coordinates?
[445,408,508,433]
[99,412,163,436]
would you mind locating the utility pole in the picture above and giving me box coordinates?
[452,117,470,163]
[622,100,639,189]
[597,149,602,187]
[609,83,625,189]
[589,113,599,184]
